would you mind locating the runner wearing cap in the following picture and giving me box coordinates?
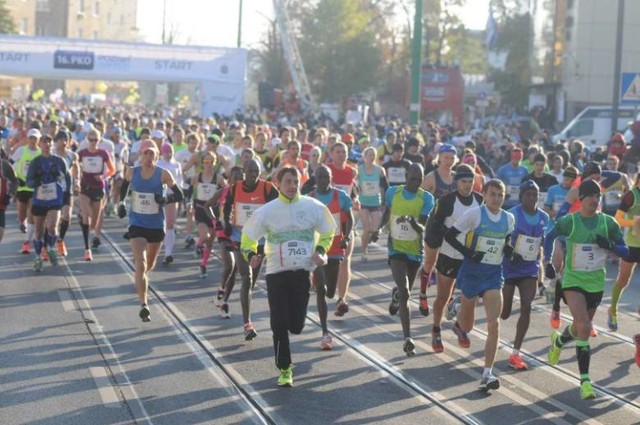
[426,164,483,353]
[501,181,549,370]
[117,139,184,322]
[376,163,434,357]
[11,128,42,254]
[77,128,115,261]
[444,179,515,391]
[419,143,458,316]
[157,142,184,265]
[53,130,79,257]
[544,179,627,400]
[26,135,71,271]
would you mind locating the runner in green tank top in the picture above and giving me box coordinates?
[544,180,627,400]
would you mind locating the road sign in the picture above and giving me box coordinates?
[621,73,640,104]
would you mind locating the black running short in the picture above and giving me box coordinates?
[435,253,462,278]
[194,208,214,228]
[504,276,537,286]
[561,286,603,310]
[81,187,105,202]
[16,190,33,203]
[622,246,640,264]
[128,225,165,243]
[0,210,5,227]
[32,205,62,217]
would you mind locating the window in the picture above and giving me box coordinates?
[78,0,84,12]
[569,119,594,138]
[36,0,50,12]
[107,12,111,25]
[93,1,100,16]
[78,28,84,38]
[93,30,98,39]
[20,18,28,35]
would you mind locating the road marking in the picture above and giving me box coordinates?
[57,289,76,311]
[90,366,121,409]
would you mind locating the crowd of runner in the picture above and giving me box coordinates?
[1,102,639,394]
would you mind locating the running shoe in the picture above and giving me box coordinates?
[419,296,430,317]
[634,334,640,367]
[33,257,43,272]
[403,337,416,357]
[139,305,151,322]
[548,331,562,365]
[19,223,26,233]
[57,240,67,257]
[607,308,618,332]
[580,380,596,400]
[199,265,207,279]
[91,236,101,249]
[590,325,598,337]
[195,244,204,257]
[335,299,349,317]
[48,250,58,266]
[21,241,31,254]
[508,354,528,370]
[452,322,470,348]
[361,254,368,262]
[388,287,399,316]
[83,249,93,261]
[216,288,225,305]
[162,255,174,265]
[244,322,257,341]
[277,365,293,387]
[41,249,49,262]
[431,331,444,353]
[320,333,333,350]
[185,235,195,249]
[479,373,500,391]
[220,303,230,319]
[445,295,460,321]
[550,309,561,329]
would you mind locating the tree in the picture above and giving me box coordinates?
[0,0,16,34]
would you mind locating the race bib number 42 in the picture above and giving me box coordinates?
[476,236,505,265]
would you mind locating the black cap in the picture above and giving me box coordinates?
[582,161,602,179]
[579,180,601,200]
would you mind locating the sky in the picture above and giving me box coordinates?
[136,0,491,49]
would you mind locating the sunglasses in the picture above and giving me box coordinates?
[202,159,214,164]
[88,138,98,142]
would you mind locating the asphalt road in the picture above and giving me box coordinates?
[1,207,639,425]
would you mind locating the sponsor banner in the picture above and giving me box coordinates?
[200,81,244,117]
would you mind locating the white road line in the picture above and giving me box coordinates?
[89,366,122,409]
[57,288,76,312]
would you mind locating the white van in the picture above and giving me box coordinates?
[552,106,637,146]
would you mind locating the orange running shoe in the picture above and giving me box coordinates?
[83,249,93,261]
[57,240,67,256]
[590,325,598,337]
[508,354,528,370]
[41,249,49,262]
[550,309,561,329]
[21,241,31,254]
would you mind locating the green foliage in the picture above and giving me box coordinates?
[0,0,16,34]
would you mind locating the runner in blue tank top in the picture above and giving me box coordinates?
[501,181,549,370]
[117,140,184,322]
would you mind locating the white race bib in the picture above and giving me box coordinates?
[131,191,159,215]
[552,200,563,213]
[196,182,217,202]
[604,190,622,207]
[36,182,57,201]
[507,185,519,199]
[332,212,342,234]
[278,240,312,269]
[387,167,406,184]
[514,234,542,262]
[335,183,352,195]
[390,215,417,241]
[361,180,380,196]
[235,202,260,226]
[537,192,548,205]
[82,156,104,173]
[572,243,606,271]
[476,236,505,265]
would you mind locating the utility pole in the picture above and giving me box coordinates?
[611,0,625,133]
[237,0,243,48]
[409,0,423,126]
[161,0,167,44]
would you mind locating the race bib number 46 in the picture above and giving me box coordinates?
[131,191,159,215]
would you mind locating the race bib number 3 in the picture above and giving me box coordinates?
[36,183,57,201]
[82,156,104,173]
[572,243,606,271]
[476,236,505,265]
[514,234,542,262]
[131,191,159,215]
